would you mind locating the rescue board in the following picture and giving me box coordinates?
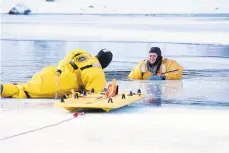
[55,79,145,112]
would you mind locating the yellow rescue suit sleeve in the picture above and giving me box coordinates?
[25,65,80,98]
[81,66,106,93]
[128,60,149,80]
[163,60,183,80]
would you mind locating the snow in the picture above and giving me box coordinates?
[1,0,229,45]
[1,0,229,14]
[1,79,229,153]
[1,104,229,153]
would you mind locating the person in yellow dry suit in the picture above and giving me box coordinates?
[0,49,113,99]
[128,47,183,80]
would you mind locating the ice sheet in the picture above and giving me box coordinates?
[1,0,229,14]
[1,104,229,153]
[2,24,229,45]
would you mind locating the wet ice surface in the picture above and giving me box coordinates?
[1,78,229,111]
[1,14,229,153]
[1,40,229,82]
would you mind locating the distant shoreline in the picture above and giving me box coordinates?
[2,13,229,17]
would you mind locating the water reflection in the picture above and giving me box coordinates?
[144,80,184,106]
[1,40,229,83]
[32,40,66,65]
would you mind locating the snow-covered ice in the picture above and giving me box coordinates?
[2,23,229,45]
[1,79,229,153]
[1,100,229,153]
[1,0,229,14]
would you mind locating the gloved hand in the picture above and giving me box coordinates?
[149,75,166,80]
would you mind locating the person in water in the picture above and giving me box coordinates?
[128,47,183,80]
[0,49,113,98]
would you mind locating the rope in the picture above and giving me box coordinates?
[1,112,84,141]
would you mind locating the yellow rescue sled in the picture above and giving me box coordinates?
[55,79,145,112]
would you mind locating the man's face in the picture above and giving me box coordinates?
[148,52,158,64]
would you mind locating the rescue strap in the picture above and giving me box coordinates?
[69,61,93,71]
[24,91,31,98]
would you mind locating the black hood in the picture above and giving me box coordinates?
[149,47,163,65]
[149,47,162,57]
[96,49,113,69]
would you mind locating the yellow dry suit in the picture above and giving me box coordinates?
[1,49,106,98]
[128,58,183,80]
